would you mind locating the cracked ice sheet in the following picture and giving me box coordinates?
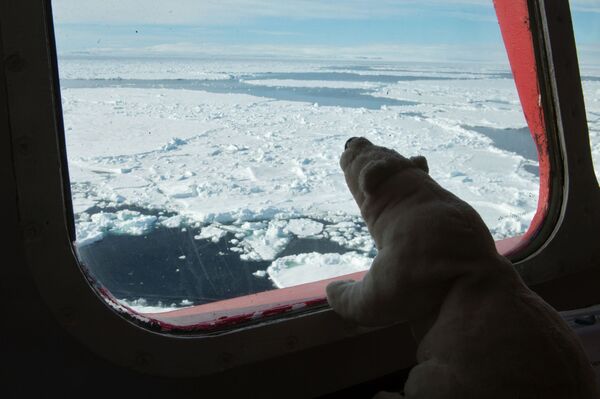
[62,66,546,267]
[192,217,373,267]
[57,57,329,80]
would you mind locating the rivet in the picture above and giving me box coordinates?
[61,306,77,326]
[22,223,41,242]
[134,352,153,368]
[285,336,299,350]
[570,106,578,118]
[220,351,234,366]
[4,53,26,73]
[16,136,31,156]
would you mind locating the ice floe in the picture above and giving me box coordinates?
[265,252,372,288]
[76,210,158,246]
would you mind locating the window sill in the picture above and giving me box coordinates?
[131,236,523,332]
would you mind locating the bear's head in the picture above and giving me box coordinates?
[340,137,429,209]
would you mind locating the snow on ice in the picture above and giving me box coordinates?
[266,252,373,288]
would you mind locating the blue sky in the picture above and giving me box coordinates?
[52,0,599,65]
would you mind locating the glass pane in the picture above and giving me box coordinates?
[571,1,600,183]
[51,1,539,314]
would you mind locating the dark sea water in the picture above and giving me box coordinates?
[77,220,353,307]
[62,73,419,110]
[462,125,539,176]
[60,69,510,110]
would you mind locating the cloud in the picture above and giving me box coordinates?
[51,0,494,25]
[246,30,303,37]
[51,0,600,26]
[64,40,509,64]
[571,0,600,13]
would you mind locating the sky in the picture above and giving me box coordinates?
[51,0,600,65]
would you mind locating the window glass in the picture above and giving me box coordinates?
[51,1,539,314]
[571,1,600,183]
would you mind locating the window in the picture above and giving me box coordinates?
[50,0,543,321]
[4,0,599,385]
[571,1,600,184]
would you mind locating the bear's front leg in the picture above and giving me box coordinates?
[326,249,404,327]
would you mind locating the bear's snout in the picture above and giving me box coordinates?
[344,137,373,151]
[345,137,358,149]
[340,137,377,172]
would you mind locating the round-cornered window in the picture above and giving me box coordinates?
[571,2,600,185]
[51,0,553,331]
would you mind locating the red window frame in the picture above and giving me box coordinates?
[87,0,558,332]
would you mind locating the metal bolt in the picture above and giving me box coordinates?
[220,352,233,366]
[570,106,578,118]
[16,136,31,156]
[134,352,153,368]
[285,336,299,350]
[61,306,77,326]
[4,53,26,73]
[22,223,41,242]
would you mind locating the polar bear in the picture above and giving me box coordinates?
[326,137,599,398]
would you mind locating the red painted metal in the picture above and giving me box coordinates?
[106,1,552,332]
[132,275,352,331]
[493,0,551,254]
[126,238,516,331]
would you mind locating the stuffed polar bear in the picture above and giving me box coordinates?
[326,137,599,399]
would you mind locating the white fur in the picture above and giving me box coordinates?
[326,138,599,398]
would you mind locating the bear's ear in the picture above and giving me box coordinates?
[410,155,429,174]
[358,159,399,195]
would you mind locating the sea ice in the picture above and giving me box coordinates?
[76,210,157,246]
[118,297,181,314]
[196,225,227,243]
[286,218,324,237]
[57,57,600,310]
[240,220,291,261]
[266,252,372,288]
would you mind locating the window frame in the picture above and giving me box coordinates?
[2,0,599,390]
